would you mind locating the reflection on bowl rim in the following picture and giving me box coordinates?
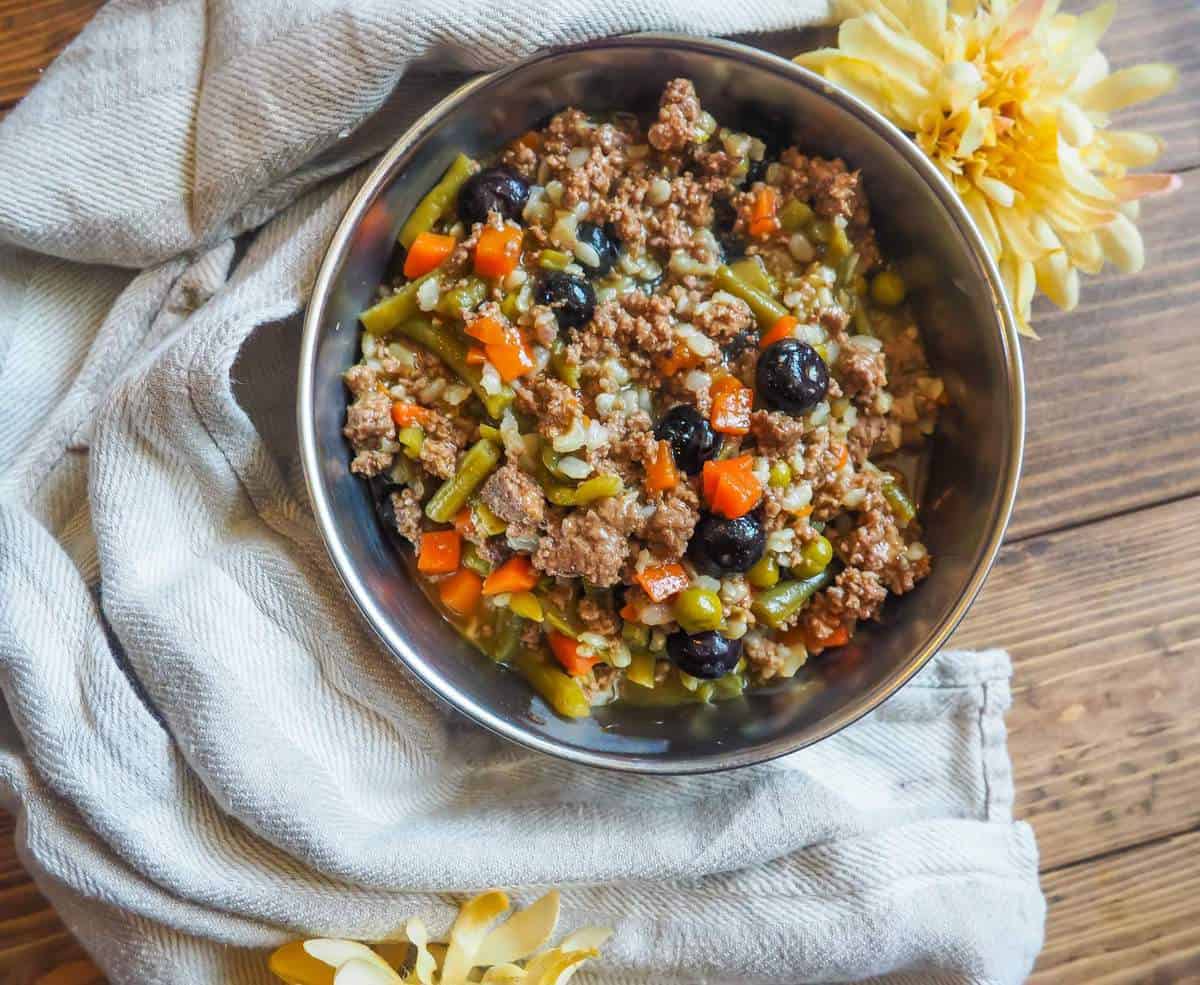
[298,33,1025,774]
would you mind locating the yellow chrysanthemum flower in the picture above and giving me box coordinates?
[268,890,611,985]
[797,0,1180,336]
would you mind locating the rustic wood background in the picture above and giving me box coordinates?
[1,1,1198,982]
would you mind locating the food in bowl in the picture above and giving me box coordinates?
[343,78,944,718]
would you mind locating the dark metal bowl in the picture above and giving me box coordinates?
[298,35,1024,773]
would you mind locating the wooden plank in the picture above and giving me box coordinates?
[0,1,106,111]
[952,495,1200,871]
[1031,830,1200,984]
[1005,174,1200,541]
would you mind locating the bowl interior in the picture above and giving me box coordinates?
[302,37,1021,772]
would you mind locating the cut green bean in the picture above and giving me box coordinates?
[359,271,438,336]
[545,473,623,507]
[472,501,508,536]
[540,597,582,639]
[461,543,492,577]
[514,649,591,718]
[714,264,789,330]
[626,649,657,688]
[751,570,835,629]
[393,317,513,419]
[437,277,487,320]
[397,426,424,459]
[549,339,581,388]
[728,256,776,296]
[491,610,523,663]
[424,438,501,523]
[881,477,917,527]
[398,153,476,248]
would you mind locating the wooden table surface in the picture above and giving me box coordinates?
[2,1,1199,982]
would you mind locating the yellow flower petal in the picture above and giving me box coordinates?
[333,960,402,985]
[1078,62,1180,112]
[1070,49,1110,95]
[995,205,1052,261]
[910,0,948,55]
[474,892,560,967]
[956,103,990,158]
[1055,139,1119,201]
[1052,0,1116,83]
[1035,249,1079,309]
[960,186,1003,258]
[1095,129,1165,168]
[1057,100,1095,147]
[977,175,1018,208]
[440,891,512,983]
[999,0,1050,51]
[1095,213,1144,273]
[1058,228,1105,274]
[942,61,985,113]
[404,919,438,985]
[838,12,941,89]
[1105,172,1182,201]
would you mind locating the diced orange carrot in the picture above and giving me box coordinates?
[701,456,762,519]
[833,444,849,471]
[760,314,798,349]
[657,347,700,377]
[482,554,538,596]
[403,231,456,278]
[465,315,512,345]
[806,623,851,652]
[465,345,487,365]
[709,467,762,519]
[749,186,780,239]
[701,455,753,501]
[486,340,535,382]
[390,401,429,428]
[645,439,679,493]
[474,226,523,278]
[794,504,814,519]
[634,563,689,603]
[439,567,483,615]
[547,631,600,677]
[619,600,641,621]
[418,530,462,574]
[710,376,753,435]
[452,507,472,534]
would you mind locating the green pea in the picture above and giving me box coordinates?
[795,535,834,578]
[747,555,780,589]
[768,461,792,488]
[539,249,572,271]
[871,270,907,307]
[674,587,724,634]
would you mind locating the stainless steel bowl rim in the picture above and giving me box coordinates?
[298,33,1025,774]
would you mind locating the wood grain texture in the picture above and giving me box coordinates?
[0,0,106,111]
[953,495,1200,871]
[1031,830,1200,985]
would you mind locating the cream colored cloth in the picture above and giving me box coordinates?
[0,1,1044,982]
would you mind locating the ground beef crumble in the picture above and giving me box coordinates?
[480,463,546,530]
[647,78,702,153]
